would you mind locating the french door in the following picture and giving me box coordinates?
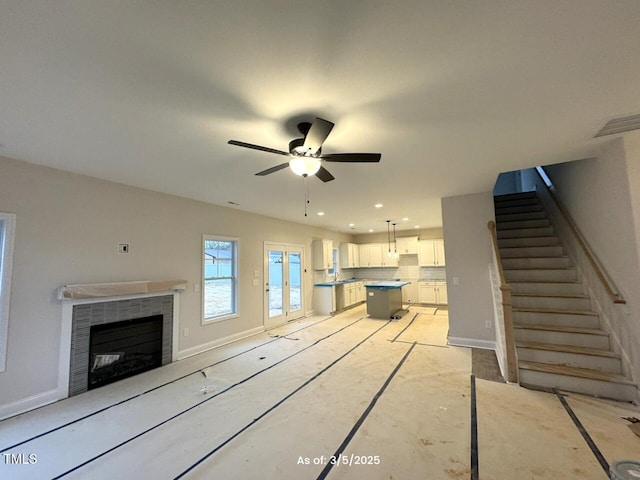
[264,243,304,329]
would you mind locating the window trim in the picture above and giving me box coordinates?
[0,212,16,372]
[202,234,239,324]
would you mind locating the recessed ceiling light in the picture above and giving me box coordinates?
[374,203,383,208]
[402,217,409,222]
[368,229,374,233]
[414,225,420,229]
[317,212,325,216]
[348,223,355,227]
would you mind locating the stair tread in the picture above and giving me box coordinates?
[519,360,635,385]
[499,245,562,249]
[514,323,608,336]
[513,306,596,316]
[508,280,581,284]
[501,255,567,258]
[516,340,620,358]
[512,292,589,299]
[504,266,574,270]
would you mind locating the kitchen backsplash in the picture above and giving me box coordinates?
[346,255,446,282]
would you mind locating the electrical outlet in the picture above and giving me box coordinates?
[194,283,200,293]
[485,320,492,329]
[453,277,459,285]
[184,327,190,337]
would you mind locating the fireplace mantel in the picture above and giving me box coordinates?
[56,280,185,401]
[58,280,187,300]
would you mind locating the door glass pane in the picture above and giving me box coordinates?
[268,250,283,318]
[289,252,301,312]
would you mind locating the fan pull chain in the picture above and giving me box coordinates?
[304,175,309,217]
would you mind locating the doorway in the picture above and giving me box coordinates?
[264,243,304,329]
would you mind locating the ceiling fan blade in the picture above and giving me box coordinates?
[315,166,335,182]
[303,118,334,154]
[228,140,290,156]
[255,162,290,176]
[319,153,381,163]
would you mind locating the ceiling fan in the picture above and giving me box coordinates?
[228,117,381,182]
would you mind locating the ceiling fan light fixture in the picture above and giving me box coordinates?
[289,156,321,177]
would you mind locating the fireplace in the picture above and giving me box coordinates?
[88,314,163,390]
[68,294,174,396]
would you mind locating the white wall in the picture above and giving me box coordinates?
[441,192,496,348]
[0,155,351,413]
[543,133,640,384]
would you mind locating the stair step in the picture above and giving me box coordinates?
[518,360,637,401]
[498,236,561,248]
[499,245,564,258]
[497,227,555,238]
[495,204,544,215]
[517,340,617,357]
[514,324,610,350]
[496,211,548,222]
[513,307,599,328]
[502,256,571,269]
[510,281,584,296]
[512,293,591,311]
[494,191,538,201]
[505,268,577,282]
[497,218,551,230]
[516,342,620,373]
[493,192,540,206]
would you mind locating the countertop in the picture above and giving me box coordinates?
[314,279,361,287]
[364,281,410,289]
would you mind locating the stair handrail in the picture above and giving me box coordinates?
[535,167,625,304]
[487,220,519,383]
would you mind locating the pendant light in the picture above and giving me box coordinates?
[386,220,392,258]
[392,223,399,259]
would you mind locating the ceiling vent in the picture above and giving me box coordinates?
[594,113,640,137]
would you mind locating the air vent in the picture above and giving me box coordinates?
[594,114,640,137]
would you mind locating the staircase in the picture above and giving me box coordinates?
[494,191,636,401]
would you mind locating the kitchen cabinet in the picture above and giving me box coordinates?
[359,243,381,267]
[396,236,419,255]
[312,239,333,270]
[356,281,365,303]
[339,243,360,269]
[334,280,366,310]
[418,239,446,266]
[358,243,398,267]
[418,281,448,305]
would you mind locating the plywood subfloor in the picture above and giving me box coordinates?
[0,305,638,479]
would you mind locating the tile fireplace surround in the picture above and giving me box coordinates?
[57,280,186,400]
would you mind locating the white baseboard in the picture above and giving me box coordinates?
[448,336,496,350]
[177,326,265,360]
[0,388,59,421]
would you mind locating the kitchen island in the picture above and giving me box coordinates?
[364,281,410,319]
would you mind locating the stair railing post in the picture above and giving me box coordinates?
[488,220,519,384]
[499,283,519,383]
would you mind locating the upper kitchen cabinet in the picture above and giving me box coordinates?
[418,239,446,266]
[339,242,360,269]
[359,243,398,267]
[312,239,333,270]
[395,236,419,255]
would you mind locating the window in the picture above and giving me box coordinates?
[203,235,238,322]
[327,248,338,276]
[0,213,16,372]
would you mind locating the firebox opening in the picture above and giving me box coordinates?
[88,314,163,390]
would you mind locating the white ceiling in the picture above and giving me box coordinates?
[1,1,639,233]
